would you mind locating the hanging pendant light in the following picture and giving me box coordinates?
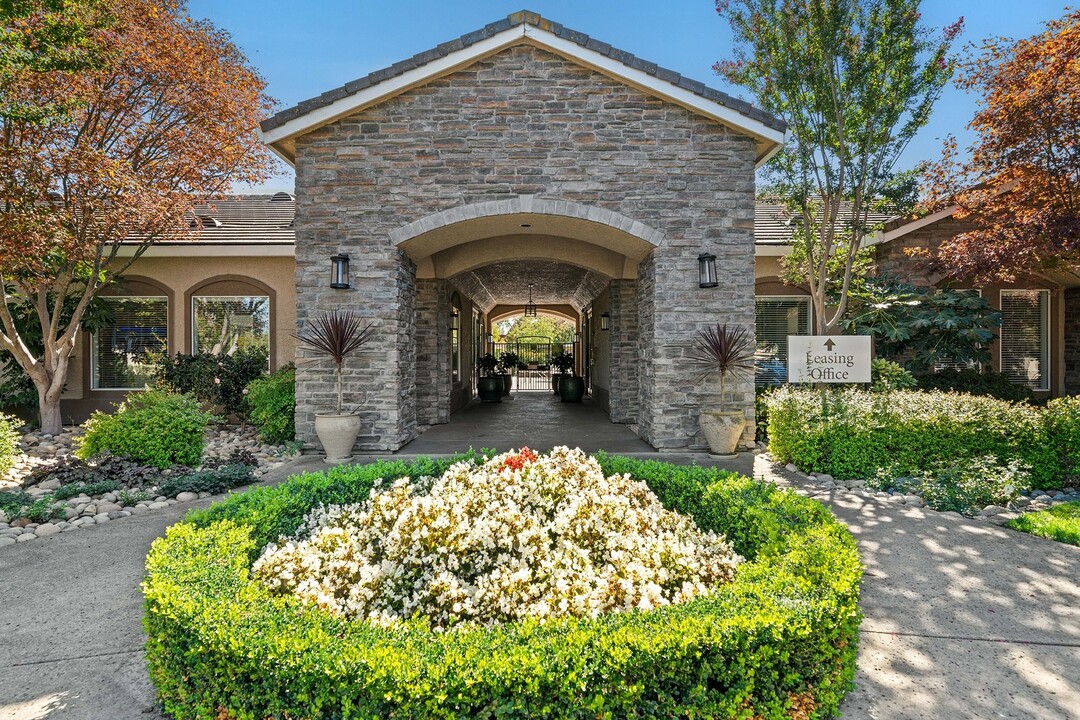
[524,283,537,317]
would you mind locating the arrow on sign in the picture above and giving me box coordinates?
[823,339,836,351]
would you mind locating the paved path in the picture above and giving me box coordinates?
[0,454,1077,719]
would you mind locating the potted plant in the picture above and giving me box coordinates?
[294,310,374,463]
[558,368,585,403]
[477,353,503,403]
[498,350,519,395]
[690,323,756,457]
[550,349,576,396]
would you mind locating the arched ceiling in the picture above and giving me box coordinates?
[451,259,610,314]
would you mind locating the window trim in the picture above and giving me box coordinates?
[999,288,1051,392]
[450,292,462,385]
[90,295,170,391]
[185,275,276,371]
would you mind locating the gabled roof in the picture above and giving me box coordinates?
[260,10,786,165]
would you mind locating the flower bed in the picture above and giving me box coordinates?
[144,450,862,719]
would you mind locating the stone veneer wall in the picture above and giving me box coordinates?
[415,278,451,426]
[607,279,639,423]
[1066,289,1080,395]
[293,44,757,451]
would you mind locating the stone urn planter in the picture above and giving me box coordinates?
[293,310,375,464]
[558,375,585,402]
[315,413,361,463]
[698,410,745,458]
[477,376,504,403]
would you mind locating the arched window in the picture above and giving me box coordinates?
[451,293,462,384]
[188,277,273,366]
[91,278,170,390]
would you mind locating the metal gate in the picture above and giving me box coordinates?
[493,337,551,392]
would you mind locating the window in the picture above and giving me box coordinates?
[755,296,810,386]
[1000,289,1050,391]
[450,294,461,383]
[92,296,168,390]
[934,289,983,372]
[192,296,269,357]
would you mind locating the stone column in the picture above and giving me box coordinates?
[415,278,451,426]
[607,279,639,423]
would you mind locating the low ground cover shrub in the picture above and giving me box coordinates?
[0,412,19,474]
[1007,501,1080,547]
[145,451,861,719]
[24,454,163,489]
[157,463,253,498]
[77,390,216,469]
[53,479,122,501]
[1046,397,1080,485]
[244,364,294,444]
[765,387,1063,489]
[873,456,1031,514]
[915,368,1033,402]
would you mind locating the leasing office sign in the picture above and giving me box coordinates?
[787,336,872,383]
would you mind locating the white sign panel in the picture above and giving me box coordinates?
[787,336,872,383]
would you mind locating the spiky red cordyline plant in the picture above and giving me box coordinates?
[691,323,757,413]
[294,311,375,414]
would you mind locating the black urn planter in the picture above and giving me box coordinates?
[551,373,563,395]
[477,377,503,403]
[500,373,512,395]
[559,376,585,402]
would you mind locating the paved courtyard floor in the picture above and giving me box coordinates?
[0,441,1077,719]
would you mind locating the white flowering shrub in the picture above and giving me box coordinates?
[253,447,742,628]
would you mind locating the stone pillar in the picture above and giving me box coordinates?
[607,279,639,423]
[293,247,419,453]
[415,278,451,426]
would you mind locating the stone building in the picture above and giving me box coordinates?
[258,11,786,451]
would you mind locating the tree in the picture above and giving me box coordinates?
[923,9,1080,285]
[715,0,961,334]
[494,315,576,344]
[0,0,274,433]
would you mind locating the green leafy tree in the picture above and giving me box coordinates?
[494,316,576,344]
[715,0,962,334]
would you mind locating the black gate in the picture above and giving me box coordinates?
[492,337,577,392]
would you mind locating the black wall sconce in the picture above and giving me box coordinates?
[698,253,718,288]
[330,253,350,289]
[600,312,610,331]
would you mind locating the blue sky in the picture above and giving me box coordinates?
[186,1,1072,193]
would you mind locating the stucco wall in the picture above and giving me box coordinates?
[292,44,758,451]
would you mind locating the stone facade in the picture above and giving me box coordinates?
[292,44,759,451]
[1066,289,1080,395]
[607,279,639,423]
[415,279,451,426]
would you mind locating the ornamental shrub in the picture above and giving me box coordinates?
[158,463,253,498]
[915,368,1033,402]
[156,347,267,418]
[244,364,294,444]
[1046,396,1080,486]
[144,453,861,719]
[870,358,916,391]
[764,387,1061,489]
[77,390,216,469]
[0,412,19,474]
[874,456,1032,514]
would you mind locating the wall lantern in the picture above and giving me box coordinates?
[698,253,718,288]
[574,332,581,343]
[450,311,460,331]
[330,253,350,289]
[600,312,610,331]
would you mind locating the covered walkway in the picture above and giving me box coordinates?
[399,392,653,455]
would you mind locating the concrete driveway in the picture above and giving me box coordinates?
[0,455,1077,719]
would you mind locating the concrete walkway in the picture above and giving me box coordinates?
[0,453,1077,719]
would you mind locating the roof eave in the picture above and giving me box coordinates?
[259,21,785,165]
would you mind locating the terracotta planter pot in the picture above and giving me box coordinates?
[314,413,360,464]
[698,410,745,457]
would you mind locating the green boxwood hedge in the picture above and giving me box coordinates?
[764,387,1070,489]
[144,454,862,720]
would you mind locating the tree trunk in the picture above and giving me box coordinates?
[32,354,70,435]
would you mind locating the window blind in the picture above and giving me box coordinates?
[1000,289,1049,391]
[755,297,810,386]
[92,297,168,390]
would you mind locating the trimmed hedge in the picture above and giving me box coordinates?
[764,387,1068,489]
[144,454,862,720]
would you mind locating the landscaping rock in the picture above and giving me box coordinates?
[15,533,36,542]
[981,505,1008,516]
[95,502,122,514]
[34,523,61,538]
[175,492,198,502]
[0,537,15,547]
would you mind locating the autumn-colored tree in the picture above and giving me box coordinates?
[715,0,961,334]
[0,0,274,433]
[923,9,1080,285]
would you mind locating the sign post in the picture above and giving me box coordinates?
[787,336,872,384]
